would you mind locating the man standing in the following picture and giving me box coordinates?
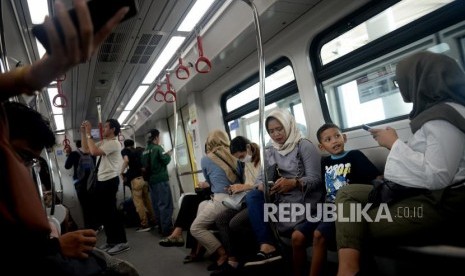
[121,139,156,232]
[143,129,174,236]
[81,119,129,255]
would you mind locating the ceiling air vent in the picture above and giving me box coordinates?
[130,34,163,64]
[97,33,128,62]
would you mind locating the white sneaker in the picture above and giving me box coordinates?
[98,243,114,252]
[107,243,130,255]
[136,226,152,232]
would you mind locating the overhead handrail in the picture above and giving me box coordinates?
[179,170,203,176]
[52,74,68,108]
[194,30,212,74]
[176,56,190,80]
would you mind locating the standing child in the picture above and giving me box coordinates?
[292,123,380,276]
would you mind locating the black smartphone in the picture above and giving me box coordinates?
[32,0,138,55]
[362,124,372,131]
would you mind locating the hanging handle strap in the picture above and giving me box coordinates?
[195,35,212,74]
[176,57,190,80]
[52,74,68,108]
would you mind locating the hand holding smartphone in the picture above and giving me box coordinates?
[362,124,372,131]
[32,0,138,55]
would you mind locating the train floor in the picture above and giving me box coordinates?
[97,225,462,276]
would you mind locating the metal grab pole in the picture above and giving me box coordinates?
[241,0,281,243]
[170,78,184,195]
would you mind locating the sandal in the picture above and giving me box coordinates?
[183,255,203,264]
[159,236,185,247]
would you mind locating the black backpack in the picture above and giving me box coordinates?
[76,150,95,181]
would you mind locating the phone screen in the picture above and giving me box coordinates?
[32,0,138,54]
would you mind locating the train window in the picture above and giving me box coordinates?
[222,58,306,142]
[226,65,295,112]
[228,94,306,144]
[320,0,453,65]
[311,0,465,130]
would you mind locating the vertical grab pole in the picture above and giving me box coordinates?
[96,97,103,140]
[241,0,281,243]
[170,74,185,196]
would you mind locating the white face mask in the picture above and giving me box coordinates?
[240,154,252,163]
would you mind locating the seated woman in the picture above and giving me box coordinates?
[244,109,324,267]
[190,130,244,272]
[335,51,465,275]
[159,181,211,263]
[213,136,261,274]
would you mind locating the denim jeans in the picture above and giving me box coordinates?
[245,189,275,246]
[149,180,174,235]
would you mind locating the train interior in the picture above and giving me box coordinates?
[2,0,465,275]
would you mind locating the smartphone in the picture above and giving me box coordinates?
[362,124,372,131]
[32,0,138,55]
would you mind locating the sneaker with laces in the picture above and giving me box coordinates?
[136,226,152,232]
[107,243,130,255]
[98,243,114,252]
[244,250,282,266]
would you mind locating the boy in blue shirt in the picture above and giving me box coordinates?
[292,123,380,276]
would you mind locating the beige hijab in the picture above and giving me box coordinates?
[266,108,302,156]
[206,130,238,183]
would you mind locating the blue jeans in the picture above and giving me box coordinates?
[149,180,174,235]
[245,189,275,246]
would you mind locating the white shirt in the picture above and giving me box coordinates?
[385,103,465,190]
[96,138,122,181]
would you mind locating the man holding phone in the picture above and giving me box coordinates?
[142,129,174,237]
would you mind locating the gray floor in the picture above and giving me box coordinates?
[97,227,211,276]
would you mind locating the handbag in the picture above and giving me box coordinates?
[368,179,430,207]
[222,191,247,210]
[266,163,280,183]
[86,157,101,192]
[212,152,247,210]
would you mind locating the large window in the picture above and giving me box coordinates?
[221,58,306,143]
[311,0,465,130]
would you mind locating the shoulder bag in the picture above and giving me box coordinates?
[86,157,102,193]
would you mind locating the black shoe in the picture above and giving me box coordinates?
[243,251,282,267]
[207,262,219,271]
[210,262,236,276]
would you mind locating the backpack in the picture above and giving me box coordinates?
[76,150,95,182]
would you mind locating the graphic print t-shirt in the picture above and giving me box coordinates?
[322,150,380,203]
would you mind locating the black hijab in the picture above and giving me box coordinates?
[396,51,465,133]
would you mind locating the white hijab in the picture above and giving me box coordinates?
[266,108,302,156]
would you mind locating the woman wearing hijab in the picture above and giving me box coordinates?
[244,109,324,267]
[336,51,465,276]
[190,130,244,272]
